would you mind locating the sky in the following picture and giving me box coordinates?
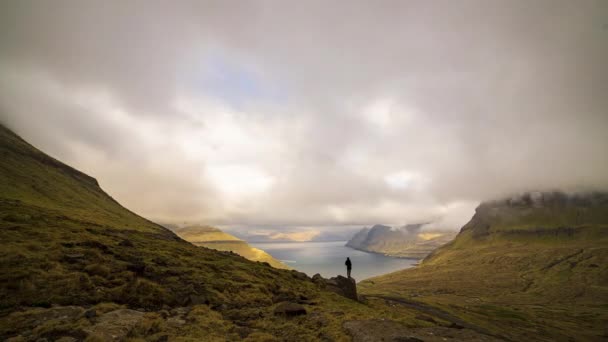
[1,1,607,239]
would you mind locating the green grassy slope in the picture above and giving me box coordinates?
[361,193,608,341]
[0,124,314,310]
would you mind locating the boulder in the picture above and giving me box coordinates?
[311,273,325,287]
[324,275,358,301]
[273,302,307,317]
[291,270,309,281]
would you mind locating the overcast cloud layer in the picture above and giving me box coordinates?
[1,1,607,234]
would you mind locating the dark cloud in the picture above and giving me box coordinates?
[1,0,607,231]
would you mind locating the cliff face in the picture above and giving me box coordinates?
[441,191,608,250]
[346,224,457,259]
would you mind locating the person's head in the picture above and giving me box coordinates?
[347,257,350,260]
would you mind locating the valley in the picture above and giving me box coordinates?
[0,124,606,341]
[0,125,499,341]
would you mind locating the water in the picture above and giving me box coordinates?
[250,240,417,281]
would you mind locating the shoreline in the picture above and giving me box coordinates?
[344,244,426,260]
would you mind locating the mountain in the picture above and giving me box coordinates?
[6,123,601,341]
[360,191,608,341]
[227,228,357,243]
[2,124,509,341]
[166,224,289,269]
[0,124,399,341]
[346,224,457,259]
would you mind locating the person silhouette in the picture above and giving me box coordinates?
[345,257,352,278]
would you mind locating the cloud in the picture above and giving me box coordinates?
[1,0,607,232]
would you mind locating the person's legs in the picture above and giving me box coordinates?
[347,268,351,278]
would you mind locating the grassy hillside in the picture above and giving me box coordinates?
[2,124,490,341]
[361,192,608,341]
[167,225,289,269]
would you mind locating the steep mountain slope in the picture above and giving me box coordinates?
[360,192,608,341]
[346,224,457,258]
[1,124,496,341]
[167,224,289,269]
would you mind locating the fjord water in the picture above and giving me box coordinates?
[250,241,417,281]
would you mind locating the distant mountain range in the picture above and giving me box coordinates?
[346,223,457,259]
[164,224,289,269]
[226,228,357,243]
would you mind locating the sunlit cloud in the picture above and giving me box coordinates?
[384,171,431,191]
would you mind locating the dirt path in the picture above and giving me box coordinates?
[363,294,509,341]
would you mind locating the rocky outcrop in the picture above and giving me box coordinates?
[346,224,457,259]
[313,274,358,301]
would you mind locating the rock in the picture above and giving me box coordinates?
[308,312,329,327]
[170,307,190,316]
[84,309,96,319]
[312,273,325,287]
[273,302,307,317]
[311,274,358,301]
[84,309,144,341]
[167,317,186,327]
[449,322,465,329]
[291,270,309,281]
[158,310,170,319]
[325,275,358,301]
[63,253,85,262]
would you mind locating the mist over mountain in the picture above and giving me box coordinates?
[346,223,457,259]
[225,226,362,243]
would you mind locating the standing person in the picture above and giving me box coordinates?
[345,257,352,278]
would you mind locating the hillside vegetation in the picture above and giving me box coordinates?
[167,225,289,269]
[361,192,608,341]
[1,124,497,341]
